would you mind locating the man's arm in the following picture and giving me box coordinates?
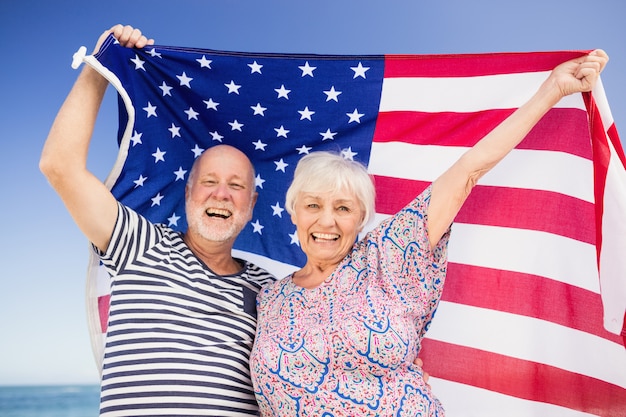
[39,25,154,252]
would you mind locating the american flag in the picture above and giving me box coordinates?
[80,35,626,415]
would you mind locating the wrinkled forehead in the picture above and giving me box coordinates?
[195,147,255,182]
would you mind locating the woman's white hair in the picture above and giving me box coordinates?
[285,151,376,229]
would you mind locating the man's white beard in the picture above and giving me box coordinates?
[186,199,252,242]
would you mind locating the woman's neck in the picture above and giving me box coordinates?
[291,261,338,289]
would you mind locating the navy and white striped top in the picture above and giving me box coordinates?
[96,203,275,416]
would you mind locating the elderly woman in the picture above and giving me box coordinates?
[250,50,608,416]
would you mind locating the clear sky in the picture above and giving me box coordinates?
[1,0,624,386]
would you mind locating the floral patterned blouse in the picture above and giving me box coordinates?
[250,185,451,416]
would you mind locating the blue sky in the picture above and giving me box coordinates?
[1,0,624,386]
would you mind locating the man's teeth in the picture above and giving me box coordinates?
[206,208,232,218]
[312,233,339,241]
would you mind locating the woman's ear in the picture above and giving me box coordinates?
[359,212,366,233]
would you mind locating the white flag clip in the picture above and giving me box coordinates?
[71,46,87,69]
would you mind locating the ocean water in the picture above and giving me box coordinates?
[0,385,100,417]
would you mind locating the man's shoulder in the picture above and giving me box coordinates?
[242,260,277,283]
[118,203,181,234]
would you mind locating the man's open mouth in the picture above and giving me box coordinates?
[206,208,232,219]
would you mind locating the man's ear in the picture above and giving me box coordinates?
[247,192,258,222]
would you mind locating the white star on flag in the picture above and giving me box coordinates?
[275,85,291,99]
[251,220,264,234]
[196,55,212,68]
[177,72,193,87]
[248,61,263,74]
[167,213,181,226]
[204,98,219,110]
[143,102,157,117]
[151,193,164,206]
[159,82,173,96]
[131,55,146,70]
[185,107,199,120]
[346,109,364,123]
[324,86,341,102]
[299,61,316,77]
[351,62,370,78]
[133,175,147,188]
[152,148,166,162]
[174,167,187,181]
[225,80,241,94]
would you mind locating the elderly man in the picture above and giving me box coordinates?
[40,25,275,416]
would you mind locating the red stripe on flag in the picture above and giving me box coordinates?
[420,339,626,416]
[586,94,610,265]
[444,263,622,344]
[585,95,626,345]
[373,109,593,159]
[384,51,589,78]
[608,123,626,168]
[373,176,595,245]
[373,177,430,215]
[98,295,110,333]
[373,110,509,147]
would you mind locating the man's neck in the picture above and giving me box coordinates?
[183,232,242,275]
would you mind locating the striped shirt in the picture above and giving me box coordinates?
[96,203,275,416]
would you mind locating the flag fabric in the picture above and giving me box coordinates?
[78,35,626,416]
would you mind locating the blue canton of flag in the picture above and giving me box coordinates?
[95,35,385,267]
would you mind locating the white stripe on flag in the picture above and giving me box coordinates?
[367,216,599,294]
[379,73,586,112]
[368,142,594,202]
[95,259,111,297]
[448,223,599,293]
[427,301,626,388]
[593,79,615,128]
[600,141,626,333]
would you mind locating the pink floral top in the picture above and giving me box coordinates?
[250,186,450,416]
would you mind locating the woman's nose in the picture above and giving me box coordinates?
[317,208,336,226]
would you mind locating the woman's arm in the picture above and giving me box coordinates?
[426,50,608,249]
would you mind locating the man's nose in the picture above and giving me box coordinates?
[211,183,230,200]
